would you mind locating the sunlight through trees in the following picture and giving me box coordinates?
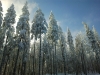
[0,1,100,75]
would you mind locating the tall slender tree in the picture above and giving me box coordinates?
[75,32,87,75]
[83,22,100,73]
[0,4,16,75]
[47,11,59,75]
[92,26,100,73]
[58,26,67,75]
[41,34,50,75]
[31,8,47,75]
[67,28,76,73]
[13,2,30,75]
[92,26,100,48]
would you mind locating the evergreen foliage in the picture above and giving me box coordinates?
[0,1,100,75]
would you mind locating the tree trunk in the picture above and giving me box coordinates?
[55,43,57,75]
[3,55,9,75]
[61,46,66,75]
[52,42,54,75]
[39,28,41,75]
[50,49,52,75]
[81,43,87,75]
[33,43,35,75]
[42,52,45,75]
[0,36,9,74]
[21,50,27,75]
[13,48,20,75]
[0,45,7,75]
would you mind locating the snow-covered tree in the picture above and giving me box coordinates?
[75,33,82,74]
[31,8,47,40]
[83,22,96,50]
[92,26,100,73]
[47,11,58,43]
[75,32,87,75]
[57,26,67,75]
[0,4,16,74]
[67,28,75,53]
[31,8,47,75]
[83,22,100,73]
[92,26,100,49]
[66,28,76,73]
[41,34,50,75]
[92,26,100,41]
[13,2,30,75]
[47,11,59,75]
[1,1,100,74]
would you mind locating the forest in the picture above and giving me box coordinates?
[0,1,100,75]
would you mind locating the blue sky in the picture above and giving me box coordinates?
[1,0,100,37]
[31,0,100,35]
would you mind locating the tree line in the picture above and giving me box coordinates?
[0,1,100,75]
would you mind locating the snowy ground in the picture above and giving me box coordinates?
[46,73,100,75]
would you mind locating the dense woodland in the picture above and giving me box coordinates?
[0,1,100,75]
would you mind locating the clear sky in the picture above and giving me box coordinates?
[1,0,100,37]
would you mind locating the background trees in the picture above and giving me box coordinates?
[0,1,100,75]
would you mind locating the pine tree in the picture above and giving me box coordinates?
[31,8,47,75]
[67,28,76,73]
[92,26,100,41]
[83,22,100,73]
[92,26,100,49]
[47,11,59,75]
[92,26,100,73]
[75,32,87,75]
[13,2,30,75]
[41,34,50,75]
[0,4,16,75]
[58,26,67,75]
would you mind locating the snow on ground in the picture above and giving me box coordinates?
[46,73,100,75]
